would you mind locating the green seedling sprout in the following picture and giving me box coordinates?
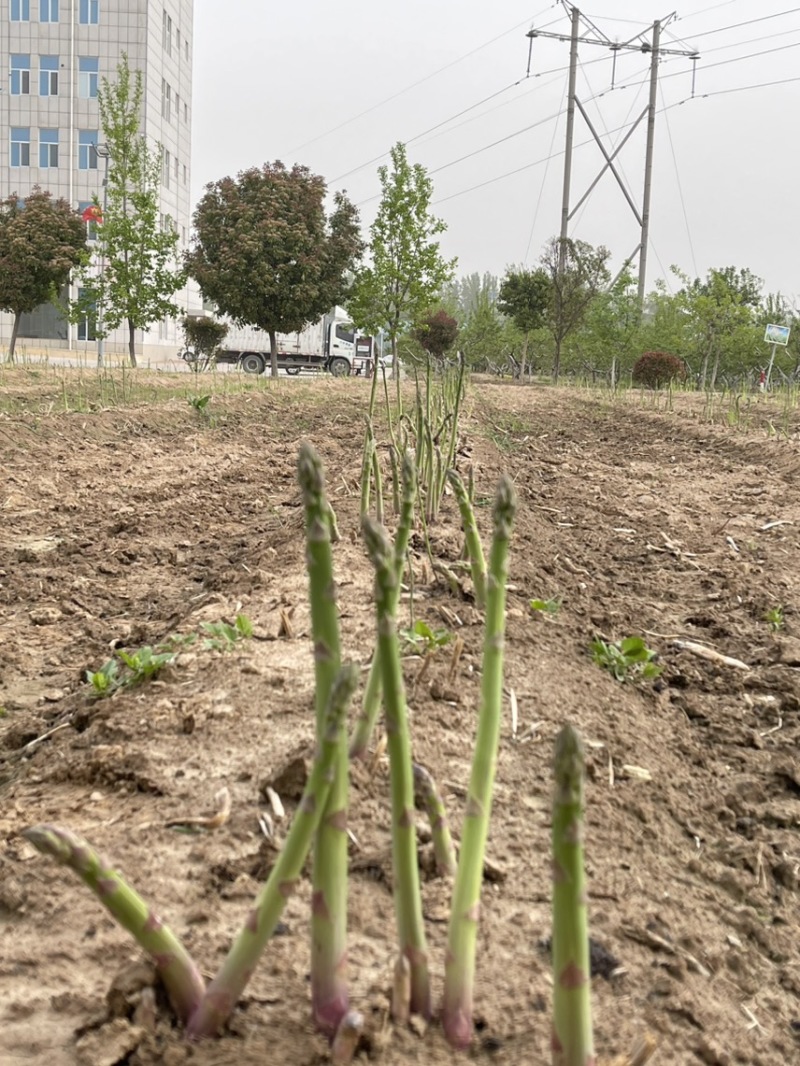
[590,636,661,682]
[551,724,595,1066]
[764,605,785,632]
[413,763,457,877]
[400,619,452,655]
[185,664,359,1039]
[362,514,431,1020]
[350,450,416,762]
[298,442,350,1036]
[530,597,561,616]
[447,468,487,608]
[21,824,206,1024]
[442,476,517,1049]
[201,613,254,651]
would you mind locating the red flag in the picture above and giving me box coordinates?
[82,204,103,223]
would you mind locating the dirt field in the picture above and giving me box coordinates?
[2,372,800,1066]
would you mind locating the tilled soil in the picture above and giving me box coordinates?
[2,375,800,1066]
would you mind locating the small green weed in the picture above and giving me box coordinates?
[202,613,254,651]
[530,597,561,616]
[590,636,661,682]
[86,646,176,697]
[188,394,212,416]
[400,619,452,655]
[764,606,785,632]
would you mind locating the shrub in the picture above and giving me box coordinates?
[182,316,229,372]
[632,351,687,389]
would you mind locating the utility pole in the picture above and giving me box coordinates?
[527,8,698,304]
[638,19,661,307]
[559,5,581,272]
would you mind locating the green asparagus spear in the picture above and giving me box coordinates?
[446,468,488,608]
[185,664,359,1039]
[298,441,349,1035]
[22,825,205,1024]
[442,476,516,1049]
[551,724,595,1066]
[413,763,457,877]
[362,514,431,1020]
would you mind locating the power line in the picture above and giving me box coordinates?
[524,74,568,262]
[658,82,698,278]
[431,74,800,206]
[677,6,800,41]
[281,6,556,157]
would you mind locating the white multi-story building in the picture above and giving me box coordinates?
[1,0,193,359]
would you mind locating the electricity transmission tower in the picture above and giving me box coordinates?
[527,4,699,303]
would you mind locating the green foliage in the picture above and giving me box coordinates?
[540,236,611,382]
[590,636,661,682]
[530,597,561,616]
[87,645,176,696]
[72,55,186,367]
[412,308,458,359]
[201,614,254,651]
[632,351,688,389]
[764,606,785,632]
[400,619,452,654]
[188,394,211,415]
[188,162,362,378]
[347,143,456,372]
[497,267,550,334]
[0,189,88,360]
[182,316,229,372]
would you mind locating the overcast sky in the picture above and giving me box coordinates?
[192,1,800,302]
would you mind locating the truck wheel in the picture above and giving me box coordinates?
[240,353,266,375]
[329,357,351,377]
[285,365,301,376]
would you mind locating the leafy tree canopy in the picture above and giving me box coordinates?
[188,161,362,376]
[0,188,88,360]
[412,308,458,360]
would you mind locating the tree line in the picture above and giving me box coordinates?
[0,56,795,385]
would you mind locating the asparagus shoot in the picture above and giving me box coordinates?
[185,664,359,1039]
[442,476,516,1049]
[551,724,595,1066]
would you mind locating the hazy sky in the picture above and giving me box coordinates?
[192,1,800,300]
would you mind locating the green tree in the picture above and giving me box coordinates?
[73,55,186,367]
[347,143,456,399]
[181,315,229,372]
[577,270,642,385]
[497,266,551,377]
[541,237,611,382]
[188,163,362,378]
[0,189,88,360]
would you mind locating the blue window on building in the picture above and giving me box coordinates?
[40,55,59,96]
[39,0,58,21]
[11,55,31,95]
[78,129,98,170]
[78,56,99,98]
[11,0,30,20]
[39,128,59,168]
[79,0,98,23]
[11,128,31,168]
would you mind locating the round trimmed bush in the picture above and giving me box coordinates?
[632,351,687,389]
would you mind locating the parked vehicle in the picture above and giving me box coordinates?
[181,310,375,376]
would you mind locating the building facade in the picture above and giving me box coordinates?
[1,0,193,359]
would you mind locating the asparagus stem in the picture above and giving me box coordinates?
[551,724,595,1066]
[371,438,385,526]
[388,443,401,516]
[447,469,488,609]
[349,451,416,761]
[442,476,516,1050]
[359,421,373,518]
[298,442,349,1035]
[185,665,359,1040]
[413,763,457,878]
[331,1010,364,1065]
[22,825,205,1024]
[391,954,411,1026]
[362,515,431,1020]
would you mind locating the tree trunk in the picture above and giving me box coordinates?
[8,311,21,362]
[552,337,562,383]
[611,355,617,391]
[709,350,721,392]
[520,330,530,380]
[391,331,401,414]
[127,318,137,367]
[268,330,279,378]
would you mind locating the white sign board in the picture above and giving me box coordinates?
[764,323,791,346]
